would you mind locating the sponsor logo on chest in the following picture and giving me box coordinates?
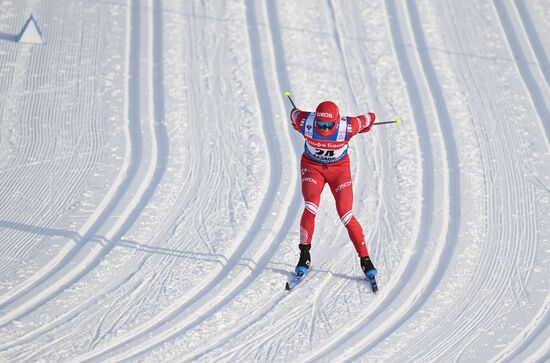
[306,139,347,149]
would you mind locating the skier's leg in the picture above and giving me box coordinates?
[327,162,377,279]
[300,166,325,246]
[329,172,369,258]
[297,162,325,270]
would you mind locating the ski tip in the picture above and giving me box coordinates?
[396,117,401,125]
[284,91,291,97]
[285,282,290,290]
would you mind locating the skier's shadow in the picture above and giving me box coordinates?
[0,220,81,240]
[0,219,366,283]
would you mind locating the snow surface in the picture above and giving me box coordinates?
[0,0,549,362]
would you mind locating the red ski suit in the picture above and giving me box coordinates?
[290,107,375,258]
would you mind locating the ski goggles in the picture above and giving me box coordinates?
[317,121,335,130]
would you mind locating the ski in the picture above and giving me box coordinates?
[366,273,378,293]
[285,267,308,290]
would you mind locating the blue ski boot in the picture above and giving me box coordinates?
[286,244,311,290]
[361,256,378,293]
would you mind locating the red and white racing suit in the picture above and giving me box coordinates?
[290,108,375,258]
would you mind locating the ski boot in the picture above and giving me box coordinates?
[361,256,378,293]
[295,243,311,275]
[286,244,311,290]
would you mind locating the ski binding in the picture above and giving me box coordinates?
[285,266,308,290]
[365,269,378,293]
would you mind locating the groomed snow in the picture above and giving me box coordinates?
[0,0,548,362]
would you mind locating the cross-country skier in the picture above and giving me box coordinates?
[290,100,378,280]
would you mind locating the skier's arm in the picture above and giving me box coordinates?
[358,112,376,133]
[290,108,309,133]
[348,112,376,139]
[348,112,376,138]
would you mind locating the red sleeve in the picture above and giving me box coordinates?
[290,108,309,133]
[347,112,376,139]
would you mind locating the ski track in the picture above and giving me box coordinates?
[72,0,302,359]
[131,1,330,359]
[102,0,381,359]
[489,296,550,363]
[0,0,168,347]
[0,2,107,290]
[371,1,545,361]
[0,0,135,319]
[1,0,172,356]
[286,1,432,361]
[0,0,548,361]
[170,0,415,360]
[147,0,314,358]
[497,0,550,147]
[16,0,267,358]
[408,1,547,360]
[370,1,541,360]
[0,255,151,353]
[299,0,459,360]
[180,0,395,359]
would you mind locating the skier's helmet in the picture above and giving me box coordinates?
[315,101,339,135]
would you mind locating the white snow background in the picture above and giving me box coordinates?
[0,0,549,362]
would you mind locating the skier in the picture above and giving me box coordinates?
[290,100,378,281]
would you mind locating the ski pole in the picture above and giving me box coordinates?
[285,91,400,126]
[284,91,297,108]
[374,118,401,126]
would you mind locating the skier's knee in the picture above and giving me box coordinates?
[340,210,353,226]
[304,201,318,216]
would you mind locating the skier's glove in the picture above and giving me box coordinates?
[290,107,302,130]
[359,112,376,133]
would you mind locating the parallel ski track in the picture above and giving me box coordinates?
[489,296,549,363]
[0,3,104,277]
[513,0,550,105]
[305,0,464,360]
[177,0,399,359]
[144,1,355,359]
[394,1,531,361]
[0,0,168,335]
[180,0,412,360]
[290,1,432,360]
[0,3,110,304]
[4,0,266,357]
[0,0,162,355]
[0,255,152,356]
[378,0,543,360]
[395,1,494,359]
[498,0,550,146]
[426,0,546,359]
[2,0,546,361]
[293,0,436,359]
[341,0,463,358]
[73,0,303,359]
[479,1,548,360]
